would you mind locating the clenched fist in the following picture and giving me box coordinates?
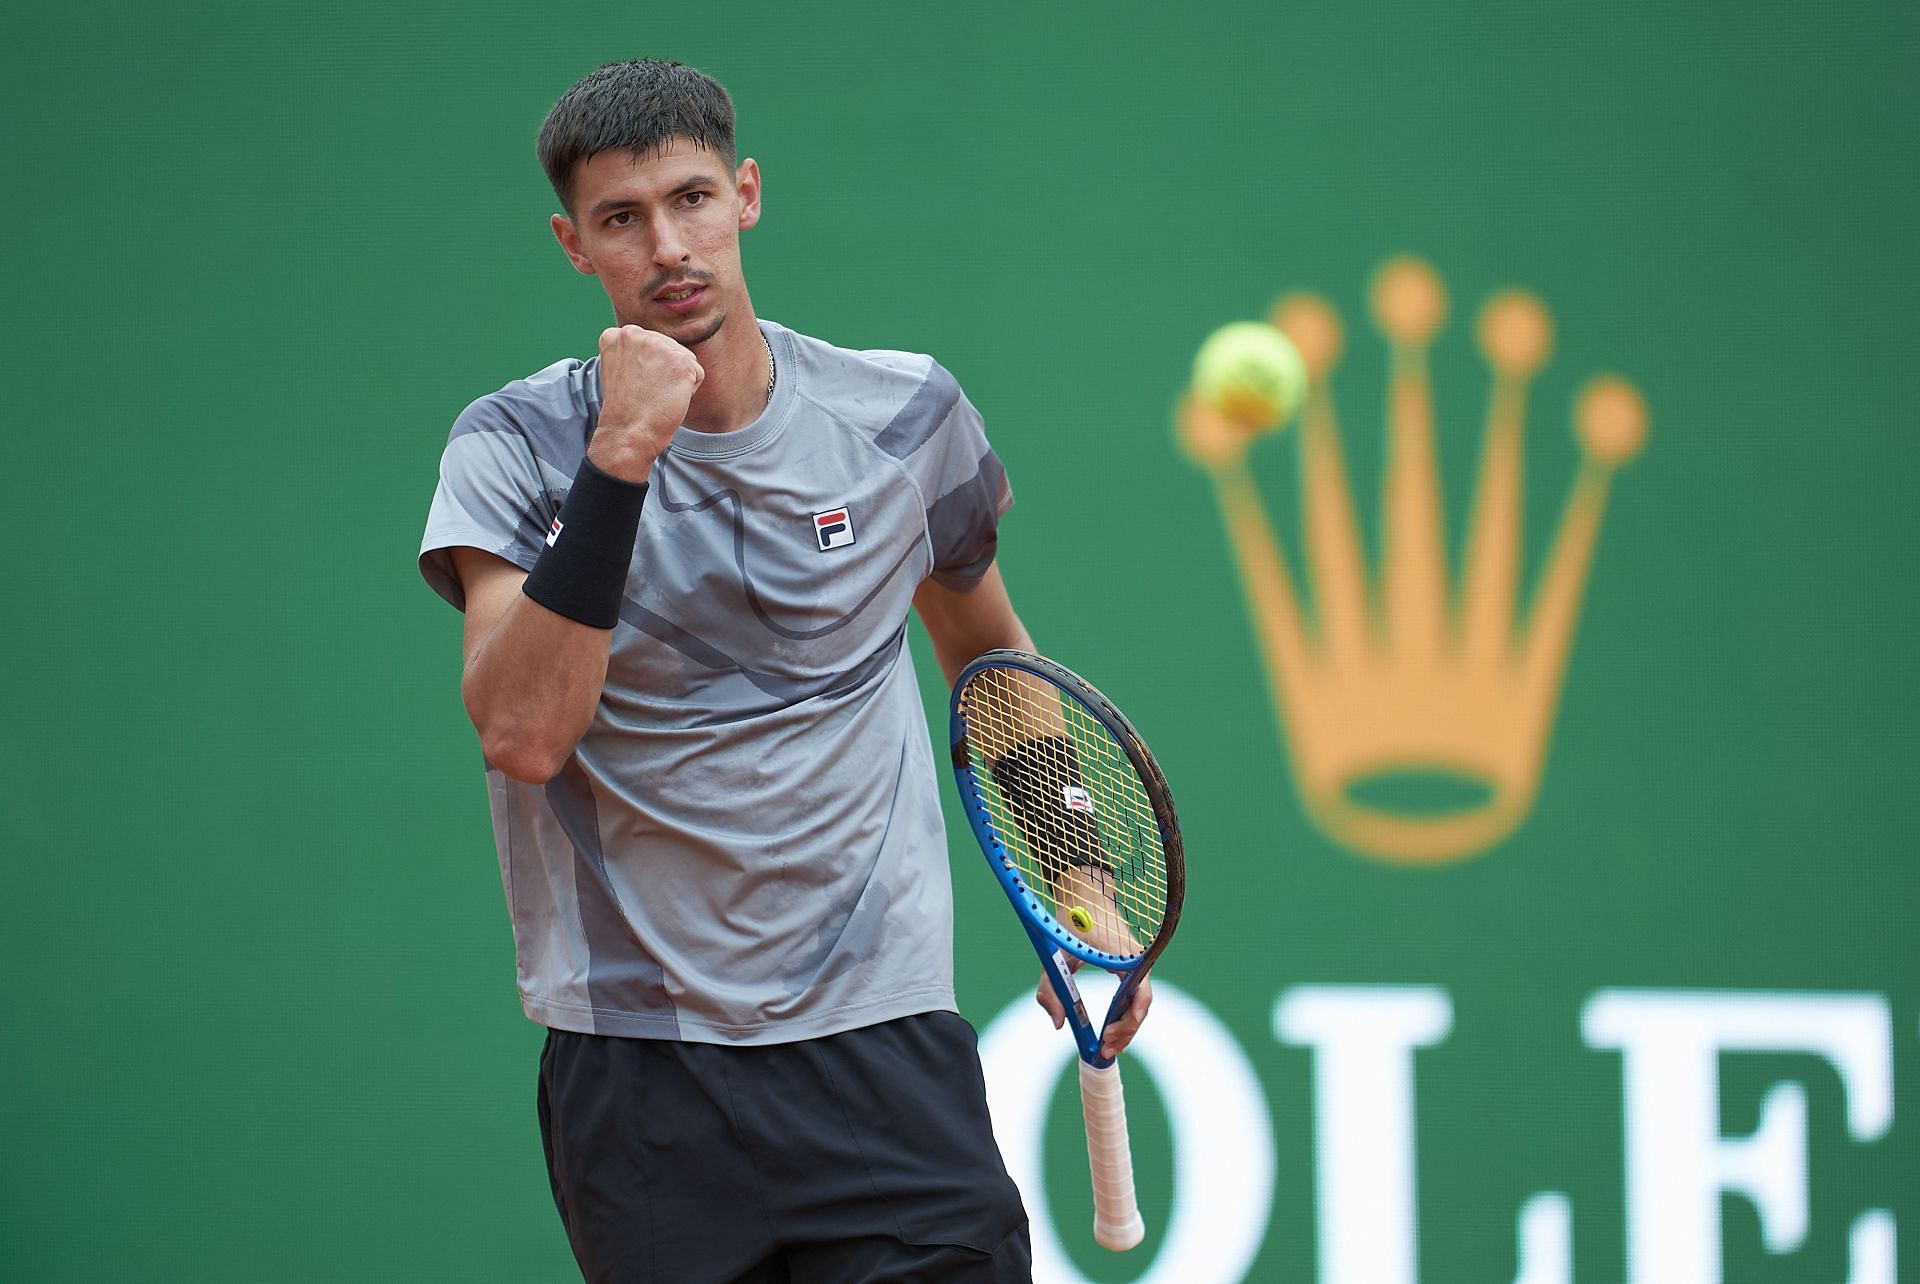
[589,325,705,482]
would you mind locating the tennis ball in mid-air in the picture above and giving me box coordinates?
[1067,906,1094,934]
[1193,321,1307,430]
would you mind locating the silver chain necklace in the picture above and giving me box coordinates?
[762,331,777,400]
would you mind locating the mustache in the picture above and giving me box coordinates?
[644,268,716,296]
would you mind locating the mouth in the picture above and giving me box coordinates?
[654,282,709,314]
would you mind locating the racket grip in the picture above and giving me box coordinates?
[1079,1059,1145,1251]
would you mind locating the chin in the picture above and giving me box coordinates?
[682,313,728,346]
[650,308,727,347]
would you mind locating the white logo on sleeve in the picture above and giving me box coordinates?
[1062,784,1094,813]
[812,506,856,551]
[546,518,564,547]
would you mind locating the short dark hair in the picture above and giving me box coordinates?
[536,60,737,216]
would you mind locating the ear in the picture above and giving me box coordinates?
[735,158,762,231]
[550,213,598,276]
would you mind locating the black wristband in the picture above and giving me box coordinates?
[989,735,1110,877]
[521,457,649,629]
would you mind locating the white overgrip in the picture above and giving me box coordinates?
[1079,1058,1145,1251]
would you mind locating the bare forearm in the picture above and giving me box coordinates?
[463,594,611,782]
[453,546,617,783]
[915,563,1034,688]
[928,617,1033,688]
[449,324,706,782]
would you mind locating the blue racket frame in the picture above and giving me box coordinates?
[949,649,1182,1071]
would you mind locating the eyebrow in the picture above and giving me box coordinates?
[589,177,717,217]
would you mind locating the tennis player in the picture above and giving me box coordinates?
[418,60,1149,1282]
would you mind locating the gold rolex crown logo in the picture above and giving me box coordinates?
[1178,257,1648,864]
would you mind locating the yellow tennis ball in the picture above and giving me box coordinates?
[1067,906,1094,933]
[1193,321,1307,430]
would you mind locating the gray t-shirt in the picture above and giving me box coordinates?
[419,320,1012,1044]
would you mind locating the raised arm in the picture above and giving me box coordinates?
[453,326,701,784]
[452,548,614,783]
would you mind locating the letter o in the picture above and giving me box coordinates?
[977,973,1273,1283]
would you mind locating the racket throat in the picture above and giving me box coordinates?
[1029,924,1100,1061]
[1052,948,1088,1020]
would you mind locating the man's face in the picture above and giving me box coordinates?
[551,138,762,346]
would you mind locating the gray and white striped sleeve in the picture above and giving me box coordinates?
[895,364,1013,589]
[418,397,555,611]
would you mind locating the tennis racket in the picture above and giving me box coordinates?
[949,649,1185,1252]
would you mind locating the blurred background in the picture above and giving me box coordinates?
[3,2,1914,1280]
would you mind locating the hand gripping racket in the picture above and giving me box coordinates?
[949,649,1185,1252]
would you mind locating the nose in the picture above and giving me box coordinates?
[650,211,690,268]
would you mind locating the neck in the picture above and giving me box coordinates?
[681,308,771,434]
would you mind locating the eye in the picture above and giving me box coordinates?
[682,191,709,208]
[608,211,634,227]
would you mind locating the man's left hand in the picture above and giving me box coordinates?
[1036,966,1153,1060]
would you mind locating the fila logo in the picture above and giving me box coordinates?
[1062,784,1094,813]
[813,506,856,551]
[546,518,564,547]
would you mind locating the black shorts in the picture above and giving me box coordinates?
[537,1010,1032,1284]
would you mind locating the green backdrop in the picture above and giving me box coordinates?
[5,2,1914,1281]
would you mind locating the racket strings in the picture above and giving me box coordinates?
[959,671,1169,954]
